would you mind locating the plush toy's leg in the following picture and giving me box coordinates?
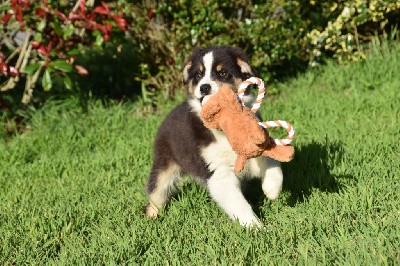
[262,144,295,163]
[146,162,181,218]
[207,166,261,227]
[234,155,248,173]
[257,157,283,200]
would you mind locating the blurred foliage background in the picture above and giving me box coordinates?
[1,0,399,123]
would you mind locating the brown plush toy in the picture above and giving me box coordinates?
[200,84,294,173]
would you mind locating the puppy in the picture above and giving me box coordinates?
[145,46,284,227]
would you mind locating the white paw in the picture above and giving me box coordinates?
[262,165,283,200]
[238,216,262,228]
[262,182,282,200]
[231,210,262,228]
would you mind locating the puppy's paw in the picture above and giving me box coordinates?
[262,181,282,200]
[235,214,262,228]
[145,202,159,218]
[262,174,283,200]
[244,219,262,229]
[261,162,283,200]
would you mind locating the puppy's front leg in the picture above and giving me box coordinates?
[258,157,283,200]
[207,167,260,227]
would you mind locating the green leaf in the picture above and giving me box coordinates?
[51,21,63,36]
[92,29,101,36]
[355,14,368,25]
[22,63,41,75]
[67,48,80,56]
[0,4,11,11]
[63,23,75,40]
[42,70,52,91]
[51,60,73,73]
[95,34,104,46]
[37,20,46,31]
[63,75,72,90]
[34,32,42,42]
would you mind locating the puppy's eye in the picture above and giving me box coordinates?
[218,70,226,77]
[197,71,203,77]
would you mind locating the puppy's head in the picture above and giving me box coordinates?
[183,46,256,112]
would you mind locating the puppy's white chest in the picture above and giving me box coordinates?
[201,129,237,171]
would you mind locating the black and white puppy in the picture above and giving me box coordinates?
[146,46,283,227]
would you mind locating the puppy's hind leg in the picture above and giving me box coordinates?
[207,167,261,227]
[146,162,181,218]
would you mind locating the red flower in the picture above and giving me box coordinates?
[31,41,40,48]
[1,14,13,24]
[68,12,81,21]
[35,8,46,17]
[0,62,8,76]
[79,0,86,14]
[94,2,109,15]
[37,45,49,56]
[54,10,67,21]
[111,14,127,31]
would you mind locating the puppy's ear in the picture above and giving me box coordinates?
[183,61,192,85]
[237,58,257,78]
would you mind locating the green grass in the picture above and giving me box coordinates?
[1,42,400,264]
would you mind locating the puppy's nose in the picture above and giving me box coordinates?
[200,84,211,96]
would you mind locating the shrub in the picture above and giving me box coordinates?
[1,0,399,120]
[130,0,399,92]
[306,1,400,64]
[0,0,127,114]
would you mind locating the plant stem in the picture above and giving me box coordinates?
[1,29,32,92]
[21,64,43,105]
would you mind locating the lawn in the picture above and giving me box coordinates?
[1,42,399,264]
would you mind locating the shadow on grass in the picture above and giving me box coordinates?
[155,141,354,218]
[73,42,142,103]
[282,141,354,206]
[242,140,354,211]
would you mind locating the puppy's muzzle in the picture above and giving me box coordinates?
[200,84,211,96]
[199,84,212,104]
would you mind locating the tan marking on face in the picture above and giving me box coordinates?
[233,77,243,93]
[188,80,195,94]
[183,61,192,82]
[199,64,204,73]
[237,59,253,75]
[216,64,223,72]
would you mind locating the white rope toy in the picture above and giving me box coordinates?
[237,77,295,146]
